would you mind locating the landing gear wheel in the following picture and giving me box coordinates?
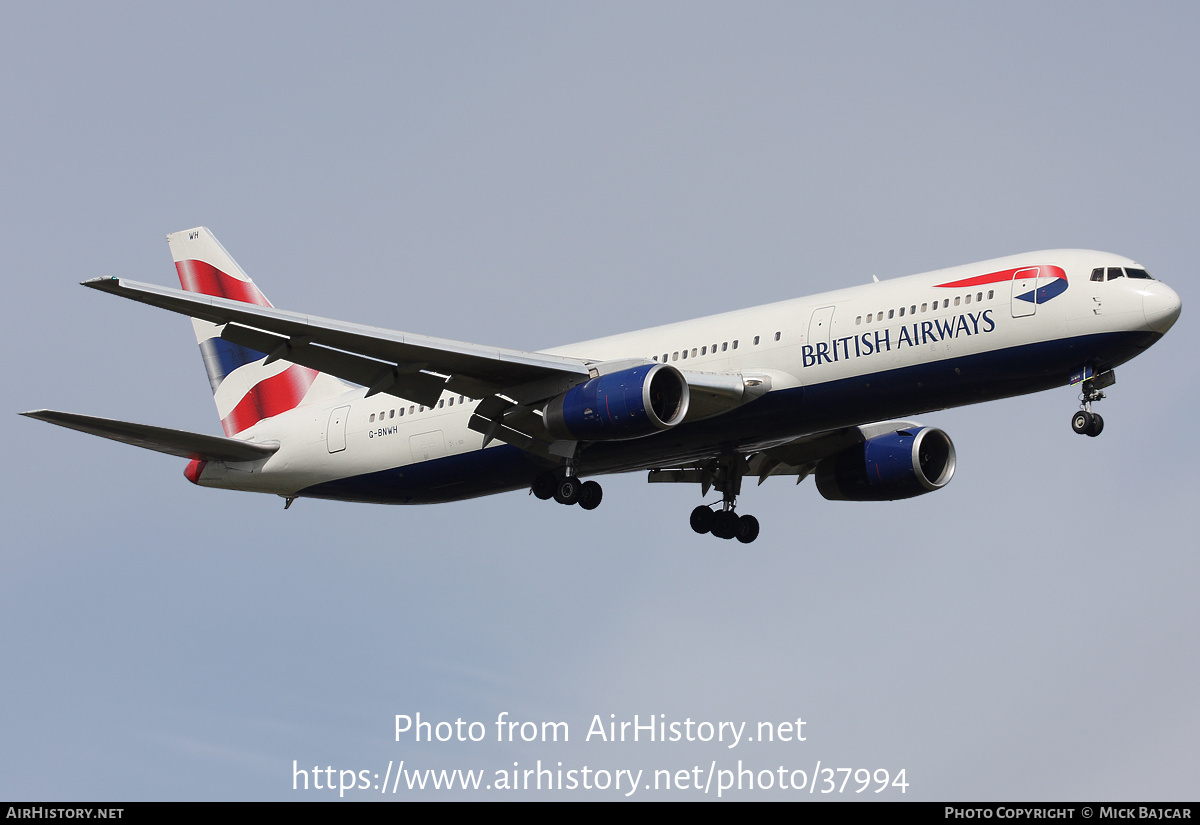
[1071,410,1093,435]
[735,514,760,544]
[711,510,740,540]
[553,477,579,505]
[531,472,556,500]
[690,506,714,534]
[577,480,603,510]
[1087,413,1104,437]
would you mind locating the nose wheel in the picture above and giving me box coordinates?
[1071,410,1104,437]
[1071,372,1112,437]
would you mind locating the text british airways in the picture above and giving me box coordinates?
[802,310,996,369]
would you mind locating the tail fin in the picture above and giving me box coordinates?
[168,227,345,435]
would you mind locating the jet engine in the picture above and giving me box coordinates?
[815,427,956,501]
[544,364,689,441]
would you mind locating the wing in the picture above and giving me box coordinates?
[85,276,600,456]
[84,277,772,460]
[647,420,929,492]
[20,410,279,462]
[84,276,593,403]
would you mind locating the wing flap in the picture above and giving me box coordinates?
[21,410,278,462]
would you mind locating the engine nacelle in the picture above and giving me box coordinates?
[544,364,689,441]
[815,427,956,502]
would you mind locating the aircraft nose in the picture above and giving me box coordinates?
[1143,282,1182,334]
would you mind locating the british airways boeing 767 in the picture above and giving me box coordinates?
[23,228,1181,543]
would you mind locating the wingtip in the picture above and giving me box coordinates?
[81,276,122,292]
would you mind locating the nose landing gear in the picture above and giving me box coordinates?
[1071,409,1104,437]
[1070,369,1114,438]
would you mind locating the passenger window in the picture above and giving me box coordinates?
[976,292,982,302]
[438,400,444,408]
[965,294,971,304]
[753,336,760,345]
[986,291,993,300]
[691,348,697,357]
[370,413,376,422]
[856,316,862,325]
[899,307,905,317]
[390,410,395,418]
[722,342,728,352]
[732,340,739,349]
[954,297,960,306]
[672,352,678,361]
[921,303,927,313]
[775,331,781,341]
[888,309,895,319]
[681,350,688,359]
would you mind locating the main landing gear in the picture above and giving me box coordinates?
[1070,370,1115,438]
[689,453,760,544]
[690,504,760,544]
[531,470,603,510]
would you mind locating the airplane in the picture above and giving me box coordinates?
[22,228,1181,543]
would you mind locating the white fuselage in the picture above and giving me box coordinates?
[195,249,1177,503]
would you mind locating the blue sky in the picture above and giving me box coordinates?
[3,2,1197,800]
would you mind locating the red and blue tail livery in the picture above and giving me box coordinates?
[22,228,1180,543]
[167,228,345,436]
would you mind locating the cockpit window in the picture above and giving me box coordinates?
[1091,268,1104,282]
[1125,268,1153,280]
[1107,267,1124,280]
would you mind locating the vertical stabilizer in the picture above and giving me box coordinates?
[168,227,347,435]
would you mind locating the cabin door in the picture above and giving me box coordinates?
[327,406,350,453]
[1010,267,1039,318]
[808,306,836,348]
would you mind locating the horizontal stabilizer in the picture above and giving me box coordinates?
[20,410,278,462]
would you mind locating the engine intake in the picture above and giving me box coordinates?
[815,427,956,501]
[544,364,689,441]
